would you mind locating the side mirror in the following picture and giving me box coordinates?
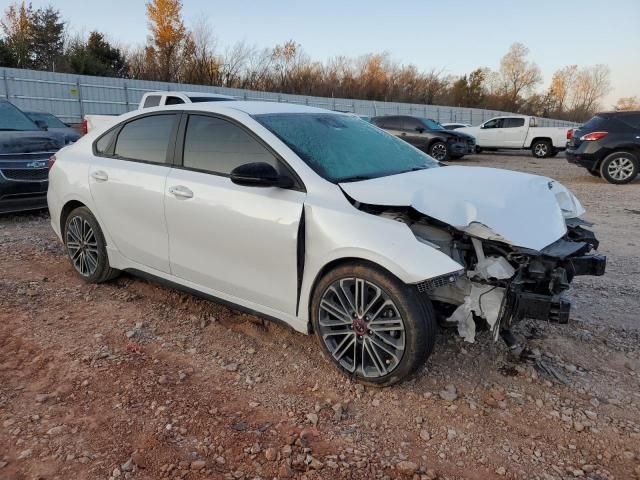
[230,162,293,188]
[34,120,48,131]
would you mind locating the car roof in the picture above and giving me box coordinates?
[146,91,235,99]
[146,101,338,116]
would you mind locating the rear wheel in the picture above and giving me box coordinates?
[311,262,436,386]
[531,140,552,158]
[599,152,639,184]
[64,207,120,283]
[429,141,449,161]
[474,146,483,154]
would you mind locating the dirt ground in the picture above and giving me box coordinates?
[1,153,639,480]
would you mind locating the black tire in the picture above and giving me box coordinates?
[474,146,483,154]
[531,140,552,158]
[63,206,120,283]
[311,261,436,387]
[429,141,449,161]
[599,151,639,185]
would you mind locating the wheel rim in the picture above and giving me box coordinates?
[430,143,447,161]
[607,157,635,181]
[318,278,406,378]
[534,143,548,157]
[66,216,99,277]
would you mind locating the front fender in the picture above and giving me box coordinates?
[298,202,463,324]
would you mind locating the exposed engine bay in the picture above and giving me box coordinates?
[370,207,607,343]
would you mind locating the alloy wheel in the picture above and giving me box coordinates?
[430,143,448,161]
[534,143,548,157]
[317,278,406,378]
[66,216,99,277]
[606,157,635,181]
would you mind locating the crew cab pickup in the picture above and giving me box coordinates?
[82,91,236,134]
[458,116,571,158]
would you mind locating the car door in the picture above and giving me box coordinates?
[403,117,430,150]
[502,117,527,147]
[88,113,179,273]
[164,113,305,316]
[477,118,504,147]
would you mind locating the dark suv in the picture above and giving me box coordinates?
[566,111,640,184]
[0,100,64,214]
[371,115,476,161]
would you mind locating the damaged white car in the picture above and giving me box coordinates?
[48,102,606,386]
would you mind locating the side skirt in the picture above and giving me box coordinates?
[123,268,301,334]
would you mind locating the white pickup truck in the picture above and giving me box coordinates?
[457,116,571,158]
[82,91,236,134]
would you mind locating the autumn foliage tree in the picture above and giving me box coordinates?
[145,0,186,82]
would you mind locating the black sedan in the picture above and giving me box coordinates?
[371,115,476,161]
[566,111,640,184]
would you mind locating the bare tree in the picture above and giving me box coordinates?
[498,42,542,111]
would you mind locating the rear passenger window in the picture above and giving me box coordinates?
[165,96,185,105]
[95,129,116,154]
[114,115,177,164]
[142,95,161,108]
[377,117,404,130]
[183,115,279,175]
[504,118,525,128]
[620,114,640,129]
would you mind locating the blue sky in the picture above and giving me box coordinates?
[28,0,640,105]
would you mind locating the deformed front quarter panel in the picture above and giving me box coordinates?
[297,191,464,326]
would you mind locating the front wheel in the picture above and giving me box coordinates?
[599,152,639,184]
[311,262,436,386]
[64,206,120,283]
[429,141,449,161]
[531,140,552,158]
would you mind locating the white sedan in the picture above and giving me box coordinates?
[47,102,606,386]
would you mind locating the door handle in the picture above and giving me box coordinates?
[90,170,108,182]
[168,185,194,199]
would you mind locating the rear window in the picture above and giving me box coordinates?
[580,116,608,132]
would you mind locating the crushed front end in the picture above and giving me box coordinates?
[374,209,606,343]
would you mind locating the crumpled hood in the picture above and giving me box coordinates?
[0,130,64,153]
[340,166,585,251]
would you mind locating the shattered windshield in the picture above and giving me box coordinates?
[0,102,40,131]
[254,113,439,183]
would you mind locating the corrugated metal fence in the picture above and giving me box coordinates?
[1,67,578,127]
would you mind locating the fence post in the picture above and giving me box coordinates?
[3,70,9,99]
[76,79,84,118]
[123,83,130,112]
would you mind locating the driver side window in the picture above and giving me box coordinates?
[484,118,503,129]
[182,114,280,175]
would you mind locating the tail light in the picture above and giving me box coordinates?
[82,116,88,135]
[580,131,608,141]
[48,154,57,170]
[566,128,574,140]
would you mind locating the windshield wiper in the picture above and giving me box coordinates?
[337,175,373,183]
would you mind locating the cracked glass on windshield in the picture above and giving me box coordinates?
[254,113,439,182]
